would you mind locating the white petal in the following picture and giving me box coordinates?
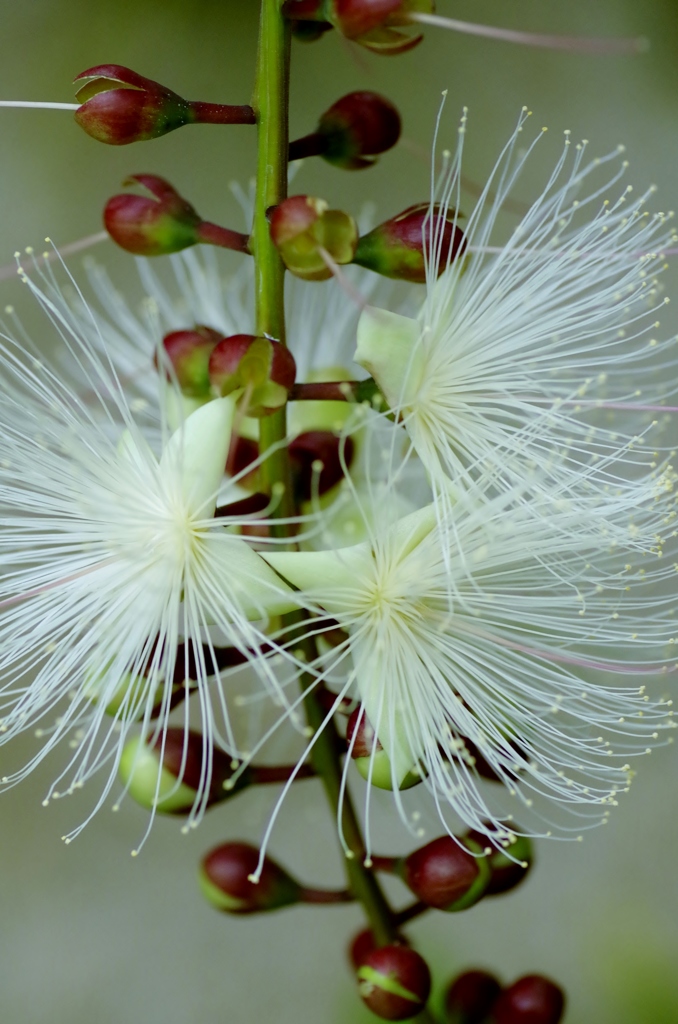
[160,397,235,518]
[355,306,424,409]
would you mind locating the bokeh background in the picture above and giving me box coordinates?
[1,1,678,1022]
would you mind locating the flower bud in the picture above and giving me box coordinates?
[399,834,491,912]
[491,975,565,1024]
[104,174,250,257]
[156,326,223,398]
[289,430,354,501]
[269,195,358,281]
[349,927,377,969]
[346,707,422,791]
[199,842,302,914]
[290,91,401,170]
[353,203,466,282]
[357,945,431,1021]
[290,18,333,41]
[119,730,251,814]
[465,829,533,897]
[444,970,502,1024]
[283,0,434,54]
[74,65,256,146]
[208,334,296,416]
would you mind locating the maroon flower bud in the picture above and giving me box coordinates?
[399,834,492,912]
[118,730,251,814]
[444,970,502,1024]
[346,706,423,790]
[269,195,358,281]
[357,945,431,1021]
[349,927,377,969]
[353,202,466,282]
[465,829,534,897]
[289,430,354,501]
[491,975,565,1024]
[289,91,401,170]
[104,174,250,257]
[199,842,302,914]
[74,64,255,146]
[283,0,434,55]
[208,334,296,417]
[155,326,223,398]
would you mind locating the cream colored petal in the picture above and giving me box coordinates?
[355,306,424,408]
[160,396,235,518]
[201,534,298,621]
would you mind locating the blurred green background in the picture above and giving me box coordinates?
[1,2,678,1022]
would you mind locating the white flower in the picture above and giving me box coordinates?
[264,459,677,852]
[355,108,678,520]
[0,279,296,839]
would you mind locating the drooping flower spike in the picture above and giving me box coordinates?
[356,107,678,526]
[260,429,677,859]
[0,261,298,843]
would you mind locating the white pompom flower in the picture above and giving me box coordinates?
[263,458,678,854]
[355,108,678,520]
[0,273,297,841]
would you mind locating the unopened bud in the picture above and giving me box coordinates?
[283,0,434,55]
[346,707,422,791]
[73,65,254,146]
[349,927,377,969]
[199,842,302,914]
[104,174,250,257]
[289,430,354,501]
[208,334,296,416]
[156,326,223,398]
[400,834,491,912]
[119,730,251,814]
[353,203,465,282]
[357,945,431,1021]
[444,970,502,1024]
[465,829,533,897]
[290,17,333,41]
[491,975,565,1024]
[269,195,358,281]
[290,91,401,170]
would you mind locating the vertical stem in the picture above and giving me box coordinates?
[252,0,294,516]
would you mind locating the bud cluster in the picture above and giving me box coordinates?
[445,970,566,1024]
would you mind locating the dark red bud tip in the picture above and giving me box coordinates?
[403,835,491,912]
[289,431,354,501]
[347,705,383,757]
[199,842,302,915]
[349,927,377,969]
[156,326,223,397]
[444,970,502,1024]
[465,829,533,897]
[357,946,431,1021]
[491,976,565,1024]
[151,728,250,808]
[270,195,358,281]
[290,17,334,41]
[208,335,296,416]
[315,91,401,169]
[104,174,202,256]
[353,203,466,283]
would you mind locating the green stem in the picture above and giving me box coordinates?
[252,0,294,518]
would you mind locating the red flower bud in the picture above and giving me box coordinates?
[357,945,431,1021]
[444,970,502,1024]
[400,834,491,912]
[155,326,223,398]
[74,64,255,146]
[290,91,401,170]
[199,842,302,914]
[353,202,466,282]
[208,334,296,416]
[346,706,423,791]
[491,975,565,1024]
[289,430,354,501]
[104,174,250,257]
[465,829,533,897]
[349,927,378,969]
[118,730,250,814]
[283,0,434,55]
[269,195,358,281]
